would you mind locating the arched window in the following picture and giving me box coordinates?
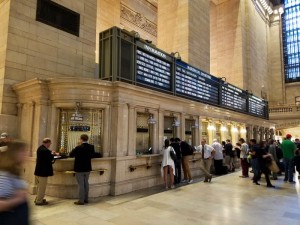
[282,0,300,83]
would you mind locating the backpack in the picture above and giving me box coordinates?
[187,145,195,155]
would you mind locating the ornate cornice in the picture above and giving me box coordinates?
[120,3,157,37]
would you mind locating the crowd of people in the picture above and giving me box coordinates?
[1,131,300,224]
[161,134,300,189]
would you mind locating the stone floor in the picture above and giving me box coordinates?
[30,171,300,225]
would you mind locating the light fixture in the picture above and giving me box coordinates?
[192,122,199,129]
[231,126,238,133]
[172,118,180,127]
[219,77,227,85]
[171,52,181,61]
[145,109,156,125]
[147,114,156,125]
[70,102,83,121]
[278,6,284,14]
[220,126,228,132]
[240,128,247,134]
[131,30,140,40]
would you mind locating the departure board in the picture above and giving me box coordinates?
[221,84,247,112]
[136,41,172,91]
[248,95,267,117]
[175,61,219,104]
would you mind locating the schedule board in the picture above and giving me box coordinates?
[136,41,173,91]
[221,84,248,112]
[175,61,219,104]
[248,95,267,117]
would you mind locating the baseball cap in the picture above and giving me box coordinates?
[286,134,292,139]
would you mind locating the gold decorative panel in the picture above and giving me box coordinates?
[58,109,103,154]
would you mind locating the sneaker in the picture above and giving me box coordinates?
[181,180,187,183]
[188,180,193,184]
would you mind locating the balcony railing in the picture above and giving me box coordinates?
[269,105,300,114]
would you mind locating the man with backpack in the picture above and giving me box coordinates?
[170,138,182,184]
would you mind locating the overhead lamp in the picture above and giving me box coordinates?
[240,128,247,134]
[278,6,284,14]
[171,51,181,61]
[131,30,140,40]
[231,126,238,133]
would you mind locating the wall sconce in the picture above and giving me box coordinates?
[147,114,156,125]
[231,126,238,133]
[171,52,181,61]
[192,122,199,129]
[145,108,156,125]
[207,122,216,131]
[70,102,83,121]
[240,128,247,134]
[220,126,228,132]
[172,118,180,127]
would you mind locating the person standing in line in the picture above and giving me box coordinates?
[224,139,234,172]
[69,134,95,205]
[0,141,30,225]
[170,138,182,184]
[239,138,249,178]
[196,139,215,182]
[34,138,58,206]
[211,139,223,175]
[161,139,175,190]
[180,141,193,183]
[281,134,297,183]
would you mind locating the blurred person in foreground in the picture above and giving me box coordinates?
[0,141,30,225]
[0,132,11,147]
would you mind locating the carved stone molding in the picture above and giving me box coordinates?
[121,3,157,37]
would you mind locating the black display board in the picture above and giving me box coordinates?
[135,41,173,91]
[175,61,219,104]
[221,83,248,112]
[248,95,267,118]
[99,27,269,119]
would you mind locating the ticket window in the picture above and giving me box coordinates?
[164,116,177,140]
[58,109,103,154]
[185,119,195,146]
[201,121,208,141]
[136,113,153,155]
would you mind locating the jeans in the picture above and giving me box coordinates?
[283,158,294,182]
[251,158,260,183]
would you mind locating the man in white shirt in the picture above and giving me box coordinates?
[239,138,249,178]
[196,139,215,182]
[211,139,224,175]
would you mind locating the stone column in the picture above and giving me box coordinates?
[180,113,185,141]
[102,105,111,157]
[110,102,128,157]
[157,0,210,72]
[158,109,164,151]
[127,104,136,156]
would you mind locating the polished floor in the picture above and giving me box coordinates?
[30,171,300,225]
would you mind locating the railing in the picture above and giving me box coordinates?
[269,105,300,114]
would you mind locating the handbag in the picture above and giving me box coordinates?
[268,160,280,173]
[170,148,177,161]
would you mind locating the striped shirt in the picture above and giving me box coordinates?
[0,171,27,198]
